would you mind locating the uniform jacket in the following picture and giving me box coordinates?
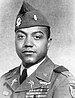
[0,56,75,98]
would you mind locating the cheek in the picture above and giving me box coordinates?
[15,41,24,50]
[36,41,48,52]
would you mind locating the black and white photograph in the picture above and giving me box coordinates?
[0,0,75,97]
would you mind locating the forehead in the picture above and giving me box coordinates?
[16,26,47,34]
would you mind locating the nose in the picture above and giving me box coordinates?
[24,36,33,48]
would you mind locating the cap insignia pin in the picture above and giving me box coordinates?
[16,17,22,27]
[70,84,75,97]
[34,15,38,20]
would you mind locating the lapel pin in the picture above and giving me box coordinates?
[11,78,18,86]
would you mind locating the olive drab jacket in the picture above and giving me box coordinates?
[0,56,75,98]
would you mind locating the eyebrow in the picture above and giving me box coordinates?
[16,30,25,35]
[32,31,44,35]
[16,30,44,35]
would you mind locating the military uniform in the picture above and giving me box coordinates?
[0,56,75,98]
[0,1,75,98]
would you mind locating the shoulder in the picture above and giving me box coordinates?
[1,66,19,80]
[53,65,75,83]
[0,66,20,89]
[46,57,72,82]
[53,65,75,81]
[53,65,75,97]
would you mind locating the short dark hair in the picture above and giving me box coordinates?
[46,26,50,39]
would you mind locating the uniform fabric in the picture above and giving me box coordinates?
[0,56,75,98]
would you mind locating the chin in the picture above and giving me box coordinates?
[23,57,36,64]
[22,57,37,68]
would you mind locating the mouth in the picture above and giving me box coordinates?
[22,50,36,55]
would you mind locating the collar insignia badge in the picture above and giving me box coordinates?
[43,73,47,77]
[11,78,18,86]
[28,80,34,88]
[16,17,22,27]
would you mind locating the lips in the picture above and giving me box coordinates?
[22,50,36,54]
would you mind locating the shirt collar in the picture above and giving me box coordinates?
[20,57,46,77]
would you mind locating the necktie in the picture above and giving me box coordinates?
[19,69,27,84]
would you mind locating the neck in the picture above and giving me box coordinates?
[22,57,46,68]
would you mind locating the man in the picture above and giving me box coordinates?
[0,1,75,98]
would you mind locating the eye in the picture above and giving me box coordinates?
[17,35,24,39]
[33,33,43,40]
[16,32,26,40]
[34,35,42,39]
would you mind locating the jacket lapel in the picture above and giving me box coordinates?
[15,56,55,92]
[15,71,41,92]
[35,56,55,82]
[5,56,55,92]
[4,66,20,91]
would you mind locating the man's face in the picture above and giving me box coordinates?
[15,26,51,68]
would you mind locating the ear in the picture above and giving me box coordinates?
[47,38,52,49]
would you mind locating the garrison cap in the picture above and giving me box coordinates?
[15,1,50,32]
